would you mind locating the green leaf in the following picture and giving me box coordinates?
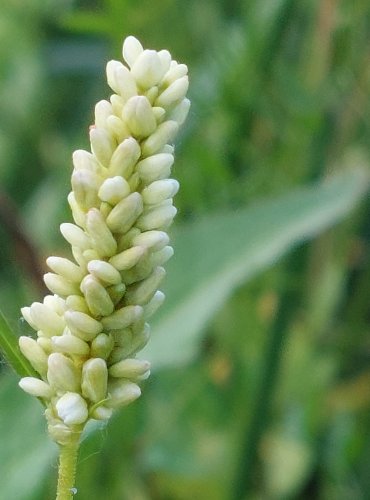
[0,374,55,500]
[144,167,369,368]
[0,310,38,378]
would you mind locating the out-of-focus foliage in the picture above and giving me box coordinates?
[0,1,369,499]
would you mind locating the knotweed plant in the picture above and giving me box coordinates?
[17,36,189,499]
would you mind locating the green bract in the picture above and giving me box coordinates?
[18,36,190,445]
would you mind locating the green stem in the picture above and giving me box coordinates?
[56,436,81,500]
[232,282,297,499]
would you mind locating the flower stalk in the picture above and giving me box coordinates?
[17,35,189,497]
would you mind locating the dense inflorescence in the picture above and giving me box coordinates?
[18,36,189,445]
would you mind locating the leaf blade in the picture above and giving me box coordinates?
[0,310,38,378]
[144,168,369,368]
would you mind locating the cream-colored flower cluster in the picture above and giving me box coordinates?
[18,36,189,445]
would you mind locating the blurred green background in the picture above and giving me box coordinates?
[0,1,370,499]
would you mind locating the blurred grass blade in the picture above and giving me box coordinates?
[144,167,369,368]
[0,374,55,500]
[0,310,38,378]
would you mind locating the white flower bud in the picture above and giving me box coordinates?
[64,310,103,341]
[29,302,65,337]
[90,333,114,359]
[71,169,100,210]
[114,64,138,102]
[145,86,159,105]
[143,290,165,319]
[65,295,90,314]
[43,295,66,316]
[46,256,85,284]
[158,49,172,75]
[120,256,153,285]
[51,334,90,356]
[89,127,115,167]
[69,201,86,235]
[106,192,143,233]
[122,36,143,67]
[141,120,179,157]
[80,275,114,317]
[125,266,166,305]
[136,370,151,381]
[90,405,113,420]
[106,60,124,93]
[169,97,191,125]
[19,336,48,375]
[161,144,174,154]
[130,322,151,355]
[60,223,91,250]
[37,337,52,354]
[94,99,113,128]
[136,153,174,184]
[101,305,143,331]
[131,50,165,88]
[163,62,188,86]
[46,410,74,445]
[132,230,169,251]
[152,106,166,122]
[82,248,100,262]
[149,246,174,267]
[109,245,146,271]
[123,96,157,138]
[108,137,141,178]
[110,94,125,115]
[142,179,179,205]
[108,329,133,363]
[67,193,86,228]
[71,246,87,270]
[56,392,88,425]
[98,176,130,205]
[87,260,121,285]
[19,377,53,399]
[86,208,117,257]
[107,379,141,408]
[21,306,38,330]
[109,358,150,378]
[136,205,177,231]
[72,150,101,174]
[81,358,108,403]
[43,273,80,298]
[156,76,189,108]
[47,353,80,392]
[106,115,130,142]
[48,424,74,446]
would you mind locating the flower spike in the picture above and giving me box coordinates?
[18,36,189,445]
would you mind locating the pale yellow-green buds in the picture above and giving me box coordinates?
[18,377,53,399]
[47,353,80,393]
[81,358,108,403]
[18,35,189,445]
[109,358,150,379]
[56,392,89,425]
[19,336,48,375]
[51,334,90,356]
[107,379,141,408]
